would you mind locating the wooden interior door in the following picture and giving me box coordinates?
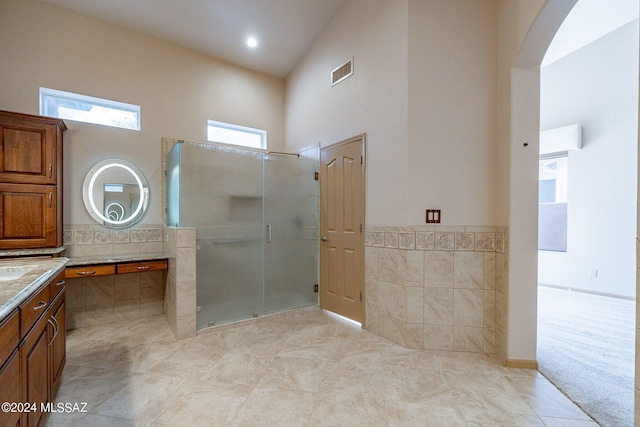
[319,135,365,323]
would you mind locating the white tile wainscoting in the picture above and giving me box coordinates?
[364,226,508,360]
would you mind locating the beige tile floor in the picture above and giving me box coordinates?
[45,306,598,427]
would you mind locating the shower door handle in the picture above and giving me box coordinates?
[266,224,272,243]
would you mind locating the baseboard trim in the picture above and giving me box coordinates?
[505,358,538,370]
[538,283,635,301]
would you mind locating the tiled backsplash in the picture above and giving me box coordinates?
[365,226,507,355]
[62,223,166,329]
[365,227,505,253]
[62,224,164,258]
[66,270,164,329]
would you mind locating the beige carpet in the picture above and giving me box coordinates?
[537,285,635,427]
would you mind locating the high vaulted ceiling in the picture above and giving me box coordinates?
[35,0,347,79]
[35,0,639,77]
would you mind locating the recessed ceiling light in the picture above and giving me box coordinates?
[246,37,258,48]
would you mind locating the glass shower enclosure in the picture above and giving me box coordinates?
[166,141,318,329]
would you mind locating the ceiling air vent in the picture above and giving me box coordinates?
[331,57,354,86]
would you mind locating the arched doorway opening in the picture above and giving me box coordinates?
[507,1,638,426]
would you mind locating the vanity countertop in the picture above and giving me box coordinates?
[0,257,69,320]
[65,252,168,267]
[0,247,66,258]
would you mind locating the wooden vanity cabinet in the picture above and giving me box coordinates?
[65,259,168,279]
[0,349,21,427]
[48,271,66,395]
[0,269,68,427]
[0,110,65,249]
[117,259,168,274]
[0,310,21,427]
[20,307,50,427]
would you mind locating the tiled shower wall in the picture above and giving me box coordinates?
[164,226,197,340]
[365,226,508,356]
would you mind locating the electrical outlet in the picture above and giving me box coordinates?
[426,209,441,223]
[589,269,598,278]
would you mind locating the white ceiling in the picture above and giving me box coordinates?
[35,0,347,79]
[36,0,639,77]
[543,0,639,66]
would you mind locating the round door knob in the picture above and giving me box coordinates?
[320,236,328,242]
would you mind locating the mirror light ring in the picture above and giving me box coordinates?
[88,162,145,225]
[105,202,126,221]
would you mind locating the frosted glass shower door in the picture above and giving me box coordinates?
[179,143,264,329]
[263,153,318,313]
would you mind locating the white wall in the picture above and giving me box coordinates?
[407,0,498,226]
[496,0,553,363]
[285,0,410,227]
[286,0,499,227]
[539,20,639,298]
[0,0,285,226]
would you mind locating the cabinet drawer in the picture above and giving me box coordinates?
[19,284,49,338]
[117,260,168,274]
[0,310,18,369]
[65,264,116,279]
[48,269,66,301]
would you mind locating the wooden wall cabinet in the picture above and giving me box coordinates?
[0,110,65,249]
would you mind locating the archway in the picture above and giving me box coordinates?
[507,0,638,425]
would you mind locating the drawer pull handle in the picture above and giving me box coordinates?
[136,265,152,270]
[76,270,96,276]
[56,280,66,286]
[33,301,47,311]
[51,316,59,341]
[47,318,56,344]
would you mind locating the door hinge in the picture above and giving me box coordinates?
[359,291,362,301]
[314,172,319,180]
[314,284,319,293]
[360,224,362,233]
[360,156,363,164]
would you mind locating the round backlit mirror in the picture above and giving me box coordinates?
[82,159,149,228]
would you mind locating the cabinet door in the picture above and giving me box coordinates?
[0,114,61,185]
[20,314,49,427]
[48,290,65,396]
[0,310,19,369]
[0,349,21,427]
[0,183,57,249]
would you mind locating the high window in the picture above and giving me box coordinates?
[40,87,140,131]
[207,120,266,149]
